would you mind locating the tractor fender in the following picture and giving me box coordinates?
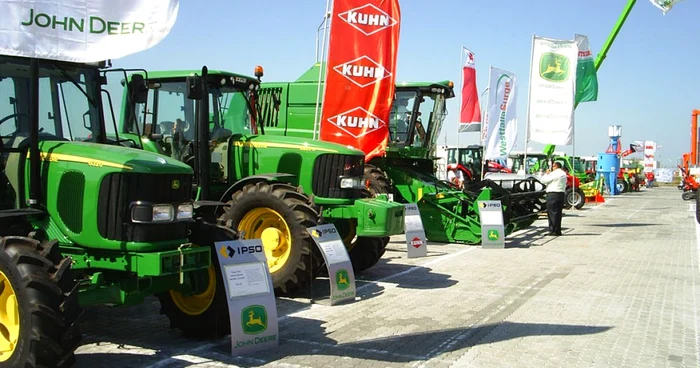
[217,173,296,207]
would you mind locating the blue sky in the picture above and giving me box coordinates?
[108,0,699,167]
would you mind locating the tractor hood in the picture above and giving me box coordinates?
[238,134,365,157]
[38,140,193,174]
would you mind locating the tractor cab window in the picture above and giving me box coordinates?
[389,91,417,143]
[210,86,253,138]
[416,92,447,149]
[0,57,103,146]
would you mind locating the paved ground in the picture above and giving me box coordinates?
[74,187,700,367]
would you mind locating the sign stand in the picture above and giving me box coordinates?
[306,224,356,305]
[215,239,279,355]
[403,203,427,258]
[477,200,506,249]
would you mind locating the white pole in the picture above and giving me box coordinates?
[523,34,536,174]
[312,0,332,140]
[571,81,577,210]
[457,46,464,148]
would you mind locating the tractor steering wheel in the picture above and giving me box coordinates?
[0,113,29,129]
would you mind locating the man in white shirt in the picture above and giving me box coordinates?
[539,161,567,236]
[446,164,464,189]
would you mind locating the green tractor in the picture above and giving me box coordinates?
[116,66,405,295]
[258,63,543,243]
[0,56,237,366]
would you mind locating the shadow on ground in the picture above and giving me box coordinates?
[76,318,612,367]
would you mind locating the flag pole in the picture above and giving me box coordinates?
[480,66,493,181]
[457,46,464,149]
[523,34,536,174]
[313,0,332,140]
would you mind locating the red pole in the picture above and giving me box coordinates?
[692,110,700,166]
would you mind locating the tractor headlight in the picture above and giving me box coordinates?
[152,205,174,222]
[340,177,363,189]
[176,203,194,220]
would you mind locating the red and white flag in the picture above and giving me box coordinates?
[459,47,481,133]
[319,0,401,161]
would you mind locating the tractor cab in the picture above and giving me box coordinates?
[388,81,453,158]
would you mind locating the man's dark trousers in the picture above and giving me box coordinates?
[546,192,565,235]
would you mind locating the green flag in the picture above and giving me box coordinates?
[575,34,598,104]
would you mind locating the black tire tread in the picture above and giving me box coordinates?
[0,235,81,368]
[220,181,321,295]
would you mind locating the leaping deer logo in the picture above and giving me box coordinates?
[246,310,264,328]
[540,53,569,82]
[336,269,350,291]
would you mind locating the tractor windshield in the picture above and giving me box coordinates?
[389,89,447,149]
[0,56,103,144]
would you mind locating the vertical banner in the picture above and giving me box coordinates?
[483,67,517,159]
[643,140,657,173]
[0,0,180,63]
[527,35,579,145]
[320,0,401,161]
[459,47,481,133]
[575,34,598,104]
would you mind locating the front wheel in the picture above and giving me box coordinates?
[219,181,322,295]
[0,236,81,367]
[156,221,233,339]
[565,187,585,210]
[682,191,696,201]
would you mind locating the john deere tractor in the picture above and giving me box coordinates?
[258,63,543,243]
[0,56,238,366]
[116,67,405,295]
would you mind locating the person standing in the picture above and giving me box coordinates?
[539,162,568,236]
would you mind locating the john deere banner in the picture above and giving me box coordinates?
[320,0,401,161]
[649,0,686,13]
[483,66,517,159]
[575,34,598,104]
[0,0,179,63]
[526,35,578,146]
[459,47,481,133]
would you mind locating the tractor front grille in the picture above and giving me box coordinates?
[312,154,364,199]
[97,172,192,242]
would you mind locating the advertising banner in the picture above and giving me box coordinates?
[0,0,179,62]
[459,47,481,133]
[483,66,517,159]
[319,0,401,161]
[526,35,579,146]
[643,140,657,173]
[574,34,598,104]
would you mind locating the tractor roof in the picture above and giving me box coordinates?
[132,69,259,85]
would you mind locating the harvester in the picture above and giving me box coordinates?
[258,64,543,243]
[117,67,405,294]
[0,56,240,365]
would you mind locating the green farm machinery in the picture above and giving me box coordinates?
[116,67,405,294]
[0,56,240,366]
[258,63,543,243]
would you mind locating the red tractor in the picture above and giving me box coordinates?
[445,145,511,183]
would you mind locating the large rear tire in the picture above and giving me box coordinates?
[219,181,321,295]
[0,235,81,368]
[156,221,233,339]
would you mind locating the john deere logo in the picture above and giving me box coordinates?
[241,305,267,335]
[335,269,350,290]
[539,52,570,82]
[487,229,500,241]
[171,180,180,190]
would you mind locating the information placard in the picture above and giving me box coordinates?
[306,224,356,305]
[477,200,506,249]
[214,239,279,355]
[403,203,427,258]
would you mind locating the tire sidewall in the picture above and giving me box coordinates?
[0,248,31,367]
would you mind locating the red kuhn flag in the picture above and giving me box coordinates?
[459,47,481,132]
[319,0,401,161]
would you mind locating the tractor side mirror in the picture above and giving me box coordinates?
[128,74,149,104]
[186,76,204,100]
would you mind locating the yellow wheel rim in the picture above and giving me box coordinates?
[238,208,291,274]
[0,270,19,362]
[169,264,217,316]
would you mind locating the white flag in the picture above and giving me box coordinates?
[526,35,579,146]
[483,67,517,160]
[0,0,179,63]
[649,0,686,14]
